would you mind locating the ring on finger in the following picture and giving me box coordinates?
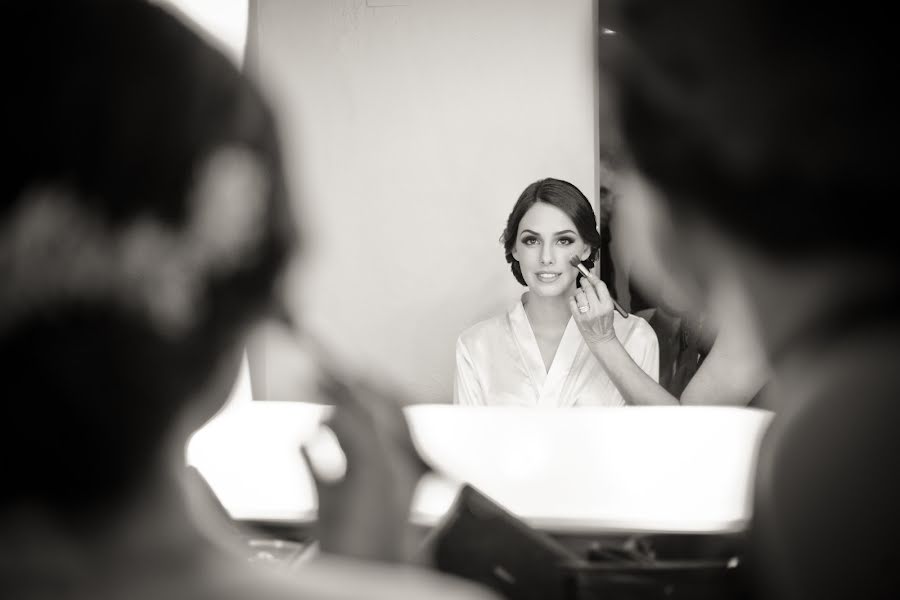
[578,305,589,313]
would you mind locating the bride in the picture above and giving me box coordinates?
[454,178,662,407]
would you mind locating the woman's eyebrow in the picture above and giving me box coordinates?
[519,229,576,237]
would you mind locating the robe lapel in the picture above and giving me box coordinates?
[541,316,583,407]
[507,296,584,407]
[507,300,546,402]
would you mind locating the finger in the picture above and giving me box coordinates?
[300,424,348,486]
[574,289,588,310]
[589,278,615,311]
[568,295,583,318]
[580,267,602,286]
[581,279,605,311]
[589,277,610,300]
[572,291,591,317]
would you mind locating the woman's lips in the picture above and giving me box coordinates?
[536,272,561,283]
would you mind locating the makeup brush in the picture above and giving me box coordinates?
[568,255,629,318]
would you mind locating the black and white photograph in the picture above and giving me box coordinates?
[2,1,897,599]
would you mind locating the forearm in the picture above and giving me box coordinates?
[680,353,768,406]
[680,321,770,406]
[586,337,679,406]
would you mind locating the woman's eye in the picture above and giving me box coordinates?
[522,237,539,246]
[557,237,575,246]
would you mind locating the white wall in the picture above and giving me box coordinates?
[255,0,597,403]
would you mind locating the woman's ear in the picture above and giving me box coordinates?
[581,245,592,261]
[511,248,519,262]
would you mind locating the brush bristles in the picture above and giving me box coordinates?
[568,255,583,267]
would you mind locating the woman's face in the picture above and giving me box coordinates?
[512,202,592,297]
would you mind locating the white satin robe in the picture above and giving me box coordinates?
[454,294,659,407]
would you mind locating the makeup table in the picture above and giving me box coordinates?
[187,401,772,535]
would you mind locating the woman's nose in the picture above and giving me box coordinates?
[540,245,554,265]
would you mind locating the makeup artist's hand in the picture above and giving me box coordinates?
[570,274,618,346]
[302,371,431,564]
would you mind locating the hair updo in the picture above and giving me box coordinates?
[2,0,294,515]
[501,178,602,286]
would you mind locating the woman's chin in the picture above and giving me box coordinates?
[527,279,574,298]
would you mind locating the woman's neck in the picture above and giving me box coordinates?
[523,287,574,333]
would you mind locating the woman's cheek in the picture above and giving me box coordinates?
[518,246,535,267]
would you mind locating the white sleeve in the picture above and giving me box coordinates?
[453,337,485,405]
[622,318,660,383]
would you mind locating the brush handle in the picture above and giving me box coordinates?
[611,299,629,319]
[575,263,629,319]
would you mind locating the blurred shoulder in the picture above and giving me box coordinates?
[219,554,499,600]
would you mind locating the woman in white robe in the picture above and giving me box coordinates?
[454,178,662,407]
[455,293,659,406]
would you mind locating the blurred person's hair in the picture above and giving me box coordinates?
[612,0,898,260]
[1,0,294,516]
[501,178,602,286]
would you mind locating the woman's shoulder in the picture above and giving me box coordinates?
[614,311,658,347]
[456,311,512,349]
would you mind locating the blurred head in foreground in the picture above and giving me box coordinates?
[611,1,900,598]
[1,0,295,518]
[610,0,899,352]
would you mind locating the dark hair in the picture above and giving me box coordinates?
[501,178,602,286]
[614,0,899,260]
[2,1,294,514]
